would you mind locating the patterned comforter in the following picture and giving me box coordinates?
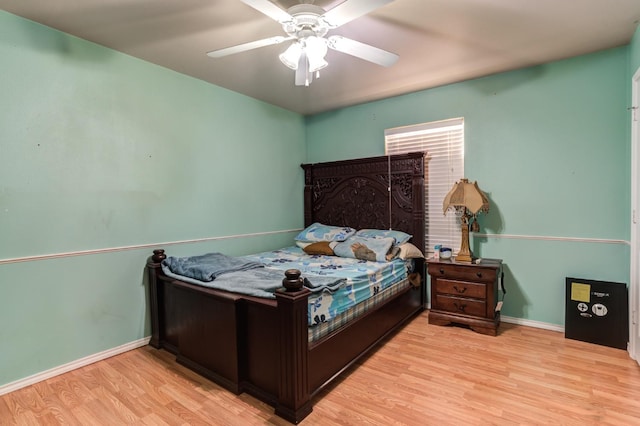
[242,246,410,326]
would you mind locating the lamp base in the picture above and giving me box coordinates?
[457,219,474,263]
[455,253,473,263]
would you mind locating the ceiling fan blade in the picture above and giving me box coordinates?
[241,0,293,23]
[327,35,398,67]
[207,36,292,58]
[321,0,394,28]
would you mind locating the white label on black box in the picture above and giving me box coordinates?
[592,303,608,317]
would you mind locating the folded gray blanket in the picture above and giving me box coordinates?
[206,267,289,298]
[303,276,345,294]
[162,252,263,282]
[161,252,346,299]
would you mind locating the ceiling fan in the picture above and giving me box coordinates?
[207,0,399,86]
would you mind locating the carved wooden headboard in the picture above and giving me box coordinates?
[301,152,425,253]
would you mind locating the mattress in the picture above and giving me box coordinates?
[241,246,412,326]
[307,277,413,343]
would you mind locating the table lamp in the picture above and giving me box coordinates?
[442,178,490,263]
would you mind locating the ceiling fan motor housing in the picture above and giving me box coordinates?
[282,4,329,38]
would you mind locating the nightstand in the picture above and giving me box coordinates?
[427,258,503,336]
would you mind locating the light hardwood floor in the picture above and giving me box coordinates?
[2,311,640,425]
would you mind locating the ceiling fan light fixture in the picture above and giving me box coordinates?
[279,42,302,70]
[304,36,328,73]
[308,58,328,73]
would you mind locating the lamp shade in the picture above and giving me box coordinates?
[305,36,328,72]
[279,42,303,70]
[442,178,489,215]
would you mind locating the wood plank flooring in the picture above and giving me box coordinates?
[2,311,640,425]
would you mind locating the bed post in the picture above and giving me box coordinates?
[302,164,314,227]
[409,155,427,307]
[147,249,166,349]
[410,154,426,255]
[274,270,313,423]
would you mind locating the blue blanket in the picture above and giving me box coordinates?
[161,252,346,299]
[162,252,263,282]
[303,276,345,293]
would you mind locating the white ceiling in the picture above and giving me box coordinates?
[2,0,640,115]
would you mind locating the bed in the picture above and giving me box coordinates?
[146,152,426,423]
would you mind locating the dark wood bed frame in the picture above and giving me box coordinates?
[146,152,426,423]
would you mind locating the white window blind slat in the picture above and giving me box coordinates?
[385,117,464,255]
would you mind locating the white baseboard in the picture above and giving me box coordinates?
[425,303,564,333]
[501,315,564,333]
[0,336,150,396]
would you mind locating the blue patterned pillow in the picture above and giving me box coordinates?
[333,236,395,262]
[354,228,412,245]
[295,223,356,243]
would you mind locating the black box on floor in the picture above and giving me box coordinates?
[565,277,628,349]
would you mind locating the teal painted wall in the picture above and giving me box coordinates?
[0,11,305,387]
[306,47,630,326]
[631,25,640,75]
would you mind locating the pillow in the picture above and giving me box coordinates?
[295,222,356,243]
[396,242,425,260]
[333,236,395,262]
[303,241,335,256]
[354,228,412,245]
[385,245,401,261]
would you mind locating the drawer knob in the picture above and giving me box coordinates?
[439,268,445,274]
[453,302,466,313]
[453,285,466,294]
[476,272,482,278]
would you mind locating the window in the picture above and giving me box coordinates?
[385,118,464,255]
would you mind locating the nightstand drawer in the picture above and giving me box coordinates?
[436,295,486,317]
[436,279,486,299]
[428,263,497,283]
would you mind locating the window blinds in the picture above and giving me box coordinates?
[385,118,464,255]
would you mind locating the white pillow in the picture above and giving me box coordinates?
[396,242,425,260]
